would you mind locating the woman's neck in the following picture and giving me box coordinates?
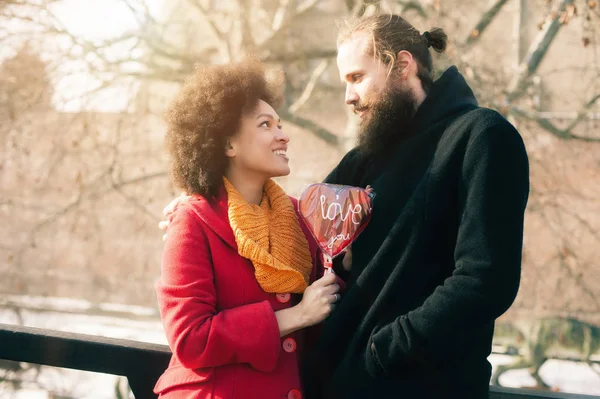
[225,169,266,205]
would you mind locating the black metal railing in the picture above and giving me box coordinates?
[0,323,598,399]
[0,323,170,398]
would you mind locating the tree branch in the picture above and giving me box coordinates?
[118,0,158,28]
[509,105,600,142]
[258,0,321,51]
[288,59,329,114]
[236,0,256,55]
[187,0,224,40]
[5,5,199,77]
[28,169,167,244]
[563,93,600,132]
[297,0,322,14]
[261,48,337,63]
[399,1,427,18]
[464,0,509,46]
[187,0,232,60]
[111,179,156,219]
[279,110,339,145]
[506,0,574,101]
[271,0,294,32]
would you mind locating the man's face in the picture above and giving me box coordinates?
[337,32,390,126]
[337,32,418,155]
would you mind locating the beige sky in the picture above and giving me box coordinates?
[50,0,164,112]
[1,0,163,112]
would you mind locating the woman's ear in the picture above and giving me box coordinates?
[225,140,235,158]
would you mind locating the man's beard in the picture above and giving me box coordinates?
[355,84,417,157]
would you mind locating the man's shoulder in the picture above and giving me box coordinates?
[453,107,516,135]
[434,107,525,164]
[443,107,522,148]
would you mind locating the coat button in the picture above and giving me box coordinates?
[276,293,291,303]
[283,337,297,353]
[287,389,302,399]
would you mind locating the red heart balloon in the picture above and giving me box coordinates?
[298,183,373,259]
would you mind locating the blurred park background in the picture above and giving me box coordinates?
[1,0,599,397]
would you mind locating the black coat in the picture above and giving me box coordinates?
[302,66,530,399]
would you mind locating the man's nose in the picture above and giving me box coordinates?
[345,86,359,105]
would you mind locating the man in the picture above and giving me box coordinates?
[300,14,529,399]
[160,13,529,399]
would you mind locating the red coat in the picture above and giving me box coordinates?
[153,190,332,399]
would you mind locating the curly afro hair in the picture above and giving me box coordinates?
[165,58,283,198]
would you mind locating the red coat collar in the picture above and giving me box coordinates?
[188,187,318,260]
[189,187,237,249]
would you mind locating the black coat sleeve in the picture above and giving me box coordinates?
[367,123,530,373]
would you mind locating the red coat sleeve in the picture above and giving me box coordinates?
[155,203,281,372]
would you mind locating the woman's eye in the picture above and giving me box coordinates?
[259,121,270,127]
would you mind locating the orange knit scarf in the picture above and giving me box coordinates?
[224,178,313,294]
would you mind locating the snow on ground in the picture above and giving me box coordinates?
[489,354,600,395]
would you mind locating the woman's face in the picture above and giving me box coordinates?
[226,99,290,179]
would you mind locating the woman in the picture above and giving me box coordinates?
[153,59,341,399]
